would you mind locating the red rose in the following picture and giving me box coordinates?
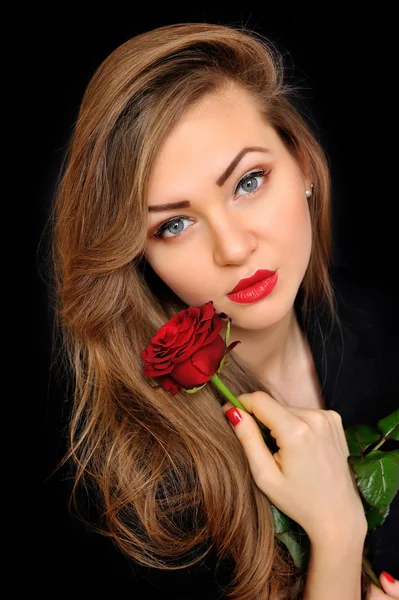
[142,301,228,394]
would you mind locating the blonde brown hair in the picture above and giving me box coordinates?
[50,22,365,599]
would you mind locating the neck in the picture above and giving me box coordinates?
[224,308,307,384]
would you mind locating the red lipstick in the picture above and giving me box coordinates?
[227,269,278,304]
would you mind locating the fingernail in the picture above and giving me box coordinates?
[225,407,242,427]
[382,571,395,583]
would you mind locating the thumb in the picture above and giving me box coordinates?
[380,571,399,598]
[222,403,283,491]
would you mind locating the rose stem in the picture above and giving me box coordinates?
[362,557,382,589]
[209,374,275,447]
[209,374,246,410]
[367,436,387,453]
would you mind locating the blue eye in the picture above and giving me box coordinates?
[153,216,194,239]
[234,169,267,197]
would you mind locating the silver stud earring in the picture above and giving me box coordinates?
[305,183,314,198]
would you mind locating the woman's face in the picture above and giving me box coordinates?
[145,83,312,332]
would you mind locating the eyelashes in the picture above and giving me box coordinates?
[153,216,192,239]
[233,168,267,196]
[152,168,269,240]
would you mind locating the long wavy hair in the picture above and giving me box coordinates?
[49,22,369,600]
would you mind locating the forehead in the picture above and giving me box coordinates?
[147,85,279,184]
[161,84,265,147]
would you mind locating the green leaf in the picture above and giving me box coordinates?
[345,424,381,457]
[276,531,310,569]
[215,356,227,375]
[378,409,399,441]
[271,505,310,569]
[225,318,231,347]
[349,449,399,512]
[365,503,390,530]
[271,504,295,534]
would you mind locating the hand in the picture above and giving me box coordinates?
[368,572,399,598]
[222,391,367,544]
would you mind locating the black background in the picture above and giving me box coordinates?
[23,6,397,598]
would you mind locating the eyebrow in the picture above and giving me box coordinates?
[148,146,271,213]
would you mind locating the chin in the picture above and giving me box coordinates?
[228,298,294,330]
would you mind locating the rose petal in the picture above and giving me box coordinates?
[191,335,226,375]
[158,374,180,395]
[195,320,210,334]
[208,327,224,345]
[172,337,201,362]
[145,349,173,362]
[202,301,215,321]
[178,315,195,333]
[175,326,196,347]
[152,323,179,345]
[171,360,210,387]
[153,360,173,370]
[196,330,209,344]
[212,313,224,328]
[144,365,174,377]
[152,319,176,339]
[187,306,200,319]
[225,340,241,352]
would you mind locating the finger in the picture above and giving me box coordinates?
[233,392,310,449]
[380,571,399,598]
[327,409,350,457]
[286,406,349,459]
[368,583,390,599]
[321,409,350,459]
[222,403,284,492]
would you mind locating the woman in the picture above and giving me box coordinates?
[50,22,398,599]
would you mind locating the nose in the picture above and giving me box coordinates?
[211,212,258,266]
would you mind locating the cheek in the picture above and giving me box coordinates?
[145,244,212,305]
[267,194,312,253]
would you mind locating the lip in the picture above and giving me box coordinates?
[228,269,277,294]
[227,271,278,304]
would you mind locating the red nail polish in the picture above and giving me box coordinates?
[382,571,395,583]
[225,407,242,426]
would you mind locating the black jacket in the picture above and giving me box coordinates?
[48,266,398,599]
[301,266,398,581]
